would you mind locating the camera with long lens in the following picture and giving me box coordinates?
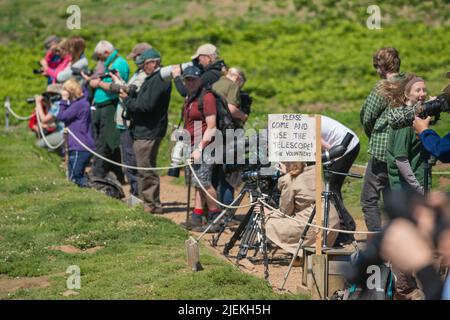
[109,83,138,98]
[417,85,450,123]
[159,61,200,80]
[26,92,62,104]
[168,131,189,178]
[32,62,43,74]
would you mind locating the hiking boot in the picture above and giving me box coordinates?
[143,205,164,214]
[181,213,204,232]
[202,211,222,233]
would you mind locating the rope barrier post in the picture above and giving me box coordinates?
[315,115,323,255]
[5,97,10,130]
[64,128,69,181]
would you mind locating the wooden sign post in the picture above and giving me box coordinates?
[314,115,323,255]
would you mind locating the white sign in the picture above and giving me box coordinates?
[268,114,316,162]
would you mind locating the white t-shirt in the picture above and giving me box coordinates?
[321,115,359,156]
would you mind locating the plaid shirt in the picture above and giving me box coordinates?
[360,74,405,162]
[360,81,390,162]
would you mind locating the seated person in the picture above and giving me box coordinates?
[34,84,64,151]
[263,162,341,256]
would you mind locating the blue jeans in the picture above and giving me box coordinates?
[212,165,234,206]
[69,150,92,187]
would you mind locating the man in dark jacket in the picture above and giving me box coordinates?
[121,48,172,214]
[171,43,226,97]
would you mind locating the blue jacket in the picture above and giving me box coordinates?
[419,129,450,163]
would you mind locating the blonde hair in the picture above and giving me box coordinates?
[63,79,83,100]
[284,162,306,178]
[228,67,246,85]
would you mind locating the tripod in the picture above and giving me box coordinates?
[222,184,271,280]
[280,162,362,290]
[211,180,257,247]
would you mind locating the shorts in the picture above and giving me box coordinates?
[185,152,214,188]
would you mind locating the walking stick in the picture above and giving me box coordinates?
[64,128,69,181]
[186,165,192,224]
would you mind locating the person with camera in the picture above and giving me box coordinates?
[107,42,153,198]
[56,79,95,187]
[172,43,227,97]
[380,75,432,195]
[120,48,172,214]
[360,47,404,236]
[211,67,250,207]
[179,65,221,232]
[41,39,73,84]
[321,115,360,243]
[378,74,433,299]
[413,116,450,163]
[83,40,129,184]
[55,37,89,84]
[34,84,64,151]
[263,162,341,256]
[39,35,62,84]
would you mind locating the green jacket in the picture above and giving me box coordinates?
[123,69,172,140]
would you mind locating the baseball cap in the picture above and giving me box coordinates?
[182,66,202,79]
[127,42,152,60]
[191,43,218,60]
[135,48,161,65]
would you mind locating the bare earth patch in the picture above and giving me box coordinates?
[48,245,105,254]
[0,275,50,294]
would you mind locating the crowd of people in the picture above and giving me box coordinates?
[29,36,450,299]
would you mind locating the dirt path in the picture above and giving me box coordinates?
[134,175,369,295]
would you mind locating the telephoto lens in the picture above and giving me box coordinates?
[168,140,187,178]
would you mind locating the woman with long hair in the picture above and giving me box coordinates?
[56,37,88,83]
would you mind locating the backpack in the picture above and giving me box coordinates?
[198,86,241,133]
[86,174,125,200]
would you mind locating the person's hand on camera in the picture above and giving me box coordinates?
[89,78,101,89]
[380,218,433,273]
[171,65,182,78]
[119,88,128,99]
[109,71,122,84]
[61,90,70,101]
[413,116,431,134]
[80,71,91,82]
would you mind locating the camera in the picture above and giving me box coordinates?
[33,68,43,74]
[239,90,253,116]
[109,83,138,98]
[417,87,450,122]
[26,92,62,104]
[71,67,94,77]
[168,130,190,178]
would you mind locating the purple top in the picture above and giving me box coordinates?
[57,96,96,152]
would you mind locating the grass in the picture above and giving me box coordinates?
[0,126,308,299]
